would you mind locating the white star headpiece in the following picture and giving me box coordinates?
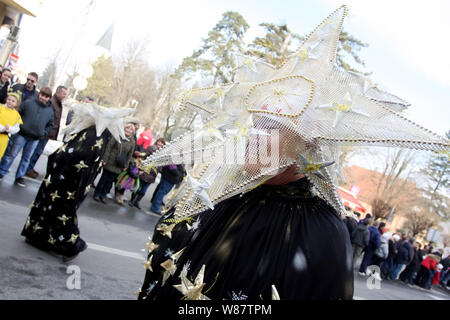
[141,5,449,219]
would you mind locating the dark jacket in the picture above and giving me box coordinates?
[161,164,186,185]
[351,224,370,248]
[18,97,54,140]
[344,216,358,236]
[395,241,412,265]
[0,80,10,104]
[11,83,39,106]
[137,145,159,184]
[102,136,135,175]
[48,95,63,140]
[367,225,381,251]
[387,239,398,259]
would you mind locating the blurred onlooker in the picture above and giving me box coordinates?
[0,87,53,187]
[0,92,22,159]
[11,72,39,106]
[439,254,450,288]
[415,252,441,289]
[0,68,12,103]
[358,219,381,275]
[381,233,401,279]
[128,136,165,209]
[25,86,67,179]
[351,217,370,269]
[93,123,135,204]
[399,242,422,285]
[390,236,415,280]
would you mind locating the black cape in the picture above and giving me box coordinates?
[138,178,354,300]
[21,126,110,257]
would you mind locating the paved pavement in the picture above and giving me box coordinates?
[0,145,449,300]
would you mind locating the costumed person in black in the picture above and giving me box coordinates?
[21,102,135,261]
[135,5,449,300]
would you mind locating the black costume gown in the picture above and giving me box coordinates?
[21,126,110,258]
[138,178,354,300]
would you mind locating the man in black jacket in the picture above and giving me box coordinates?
[149,164,186,214]
[0,87,53,187]
[10,72,39,106]
[25,85,67,179]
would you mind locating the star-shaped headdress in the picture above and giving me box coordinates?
[141,5,449,219]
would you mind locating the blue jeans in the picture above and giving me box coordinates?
[440,269,450,286]
[27,138,48,172]
[94,169,118,198]
[390,263,405,280]
[150,178,174,213]
[137,181,151,196]
[0,134,39,179]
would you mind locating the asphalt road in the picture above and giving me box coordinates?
[0,150,448,301]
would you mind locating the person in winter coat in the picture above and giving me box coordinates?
[372,231,392,267]
[390,236,414,280]
[128,137,166,209]
[415,253,441,289]
[10,72,39,106]
[0,92,22,159]
[439,255,450,287]
[358,220,381,275]
[0,87,53,188]
[381,233,401,279]
[344,212,359,237]
[93,123,135,203]
[399,242,422,284]
[351,218,370,268]
[25,85,67,179]
[149,163,186,215]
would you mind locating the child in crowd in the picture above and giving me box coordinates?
[0,92,22,159]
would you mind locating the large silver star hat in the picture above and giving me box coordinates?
[63,103,136,142]
[141,5,449,219]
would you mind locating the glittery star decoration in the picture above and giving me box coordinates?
[48,235,56,245]
[50,190,61,202]
[67,191,76,200]
[43,175,52,187]
[84,185,91,195]
[271,285,280,300]
[28,202,34,209]
[156,223,176,239]
[32,223,43,233]
[161,259,177,286]
[296,154,335,180]
[142,255,153,271]
[74,161,89,172]
[173,264,210,300]
[62,103,135,143]
[144,240,159,253]
[25,217,31,229]
[67,234,79,244]
[91,139,103,151]
[141,5,449,219]
[57,145,66,154]
[57,215,71,226]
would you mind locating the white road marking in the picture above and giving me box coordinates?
[353,295,367,300]
[427,294,446,300]
[87,242,145,261]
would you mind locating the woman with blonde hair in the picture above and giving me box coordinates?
[0,92,22,159]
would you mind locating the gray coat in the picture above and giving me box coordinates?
[18,97,54,140]
[102,136,135,175]
[351,224,370,248]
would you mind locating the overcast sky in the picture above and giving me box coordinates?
[16,0,450,136]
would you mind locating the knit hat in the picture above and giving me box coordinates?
[7,92,21,106]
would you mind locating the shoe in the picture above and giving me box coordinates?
[93,196,101,202]
[25,170,39,179]
[14,177,26,187]
[99,196,106,204]
[62,242,88,262]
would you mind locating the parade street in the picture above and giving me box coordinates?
[0,153,449,301]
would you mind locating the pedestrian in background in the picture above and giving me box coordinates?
[351,217,370,269]
[26,85,67,179]
[129,137,165,209]
[11,72,39,106]
[0,87,53,187]
[358,219,381,275]
[0,92,22,159]
[93,123,135,204]
[0,68,13,103]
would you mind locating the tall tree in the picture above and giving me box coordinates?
[38,59,58,89]
[174,11,249,85]
[247,23,302,67]
[80,55,115,106]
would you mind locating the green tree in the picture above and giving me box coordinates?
[174,11,249,85]
[336,31,368,73]
[247,23,303,67]
[80,55,115,105]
